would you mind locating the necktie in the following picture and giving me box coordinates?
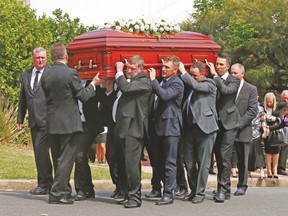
[33,71,40,92]
[186,89,194,125]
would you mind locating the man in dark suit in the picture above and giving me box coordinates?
[206,53,240,203]
[17,47,54,195]
[114,55,152,208]
[147,55,184,205]
[73,81,104,201]
[231,63,258,196]
[98,79,123,198]
[179,61,219,204]
[41,43,101,204]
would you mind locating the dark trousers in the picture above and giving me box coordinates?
[278,145,288,172]
[49,132,80,198]
[145,127,162,192]
[176,138,188,191]
[115,133,144,203]
[231,145,238,168]
[30,126,53,189]
[74,123,98,194]
[106,124,121,189]
[183,125,216,197]
[214,122,238,192]
[153,135,179,196]
[234,141,250,191]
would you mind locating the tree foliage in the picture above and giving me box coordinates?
[182,0,288,98]
[0,0,97,99]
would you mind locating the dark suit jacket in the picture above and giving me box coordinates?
[181,73,218,134]
[214,74,240,130]
[41,62,95,134]
[115,71,152,139]
[98,87,118,128]
[235,80,258,142]
[151,75,184,137]
[17,67,48,128]
[82,82,104,135]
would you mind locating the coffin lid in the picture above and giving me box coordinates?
[67,29,220,51]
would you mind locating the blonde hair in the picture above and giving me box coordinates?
[263,92,277,111]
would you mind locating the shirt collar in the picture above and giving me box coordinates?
[220,71,229,80]
[33,67,45,74]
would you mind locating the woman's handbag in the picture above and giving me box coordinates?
[268,128,288,147]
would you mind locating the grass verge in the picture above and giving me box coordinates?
[0,144,151,180]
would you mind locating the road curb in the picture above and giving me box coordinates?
[1,174,288,191]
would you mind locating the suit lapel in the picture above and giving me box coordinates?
[236,81,246,105]
[33,67,46,94]
[26,69,33,94]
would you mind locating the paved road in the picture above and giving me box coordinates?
[1,188,288,216]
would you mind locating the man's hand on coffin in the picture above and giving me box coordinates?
[92,72,101,86]
[179,62,187,75]
[116,61,125,72]
[148,68,156,80]
[205,59,216,76]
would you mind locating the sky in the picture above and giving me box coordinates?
[30,0,194,27]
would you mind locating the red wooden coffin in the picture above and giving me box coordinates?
[67,29,221,79]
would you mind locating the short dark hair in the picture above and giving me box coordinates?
[164,55,180,69]
[191,61,206,74]
[129,55,144,69]
[50,43,67,61]
[217,52,231,65]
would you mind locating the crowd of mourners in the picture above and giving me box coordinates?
[17,43,288,208]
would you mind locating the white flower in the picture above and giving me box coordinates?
[140,25,145,31]
[103,17,181,38]
[134,24,140,30]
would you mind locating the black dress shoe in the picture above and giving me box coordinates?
[156,195,174,205]
[191,196,204,204]
[234,188,245,196]
[114,191,124,199]
[182,192,195,201]
[111,188,124,199]
[175,189,188,197]
[49,196,74,204]
[124,199,141,208]
[213,191,225,203]
[29,186,50,195]
[110,188,119,198]
[73,193,86,201]
[212,189,230,199]
[116,198,129,205]
[85,190,95,198]
[145,190,161,198]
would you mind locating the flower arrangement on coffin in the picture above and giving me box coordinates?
[103,17,182,38]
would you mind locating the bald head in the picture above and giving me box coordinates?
[231,63,245,80]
